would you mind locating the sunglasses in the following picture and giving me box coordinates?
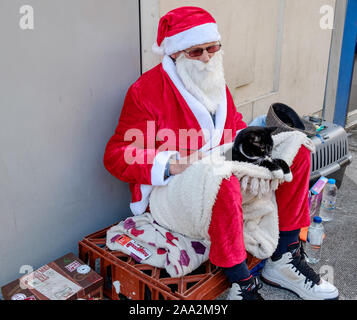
[184,43,222,58]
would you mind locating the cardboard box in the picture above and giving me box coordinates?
[1,253,103,300]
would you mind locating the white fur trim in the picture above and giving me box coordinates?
[200,94,227,154]
[153,23,221,56]
[129,184,153,216]
[162,55,227,152]
[151,150,180,186]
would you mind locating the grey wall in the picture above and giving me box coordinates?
[0,0,140,287]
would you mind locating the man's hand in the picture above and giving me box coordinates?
[169,151,204,175]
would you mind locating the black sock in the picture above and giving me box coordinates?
[223,260,251,284]
[271,229,301,261]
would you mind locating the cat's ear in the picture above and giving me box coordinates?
[266,127,278,134]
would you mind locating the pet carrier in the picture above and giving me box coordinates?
[307,118,353,189]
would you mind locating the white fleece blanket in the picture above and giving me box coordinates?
[107,131,314,277]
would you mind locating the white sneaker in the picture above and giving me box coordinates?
[227,276,264,300]
[261,242,339,300]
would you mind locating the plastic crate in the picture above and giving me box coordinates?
[78,224,261,300]
[308,119,353,188]
[78,240,178,300]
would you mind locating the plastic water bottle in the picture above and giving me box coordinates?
[306,216,324,264]
[319,179,337,222]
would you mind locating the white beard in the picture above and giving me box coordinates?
[175,50,226,114]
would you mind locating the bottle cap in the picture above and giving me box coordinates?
[313,216,322,224]
[328,178,336,184]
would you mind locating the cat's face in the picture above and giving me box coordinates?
[233,126,277,158]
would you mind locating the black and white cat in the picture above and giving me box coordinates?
[232,126,293,182]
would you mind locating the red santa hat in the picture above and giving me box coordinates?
[152,6,221,56]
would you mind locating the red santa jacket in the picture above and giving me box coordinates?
[104,55,247,215]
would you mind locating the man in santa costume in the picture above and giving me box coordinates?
[104,6,338,300]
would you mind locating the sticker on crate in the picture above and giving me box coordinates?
[20,265,82,300]
[114,234,152,261]
[64,260,82,272]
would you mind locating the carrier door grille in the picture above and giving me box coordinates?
[311,136,349,174]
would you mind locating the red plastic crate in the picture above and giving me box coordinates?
[78,223,261,300]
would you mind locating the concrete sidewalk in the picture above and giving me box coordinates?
[219,127,357,300]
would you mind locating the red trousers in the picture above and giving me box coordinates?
[208,146,312,268]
